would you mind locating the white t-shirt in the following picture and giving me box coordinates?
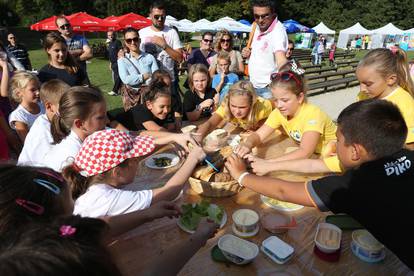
[73,183,153,217]
[8,103,45,130]
[139,26,182,81]
[43,130,83,172]
[18,114,53,166]
[249,18,288,88]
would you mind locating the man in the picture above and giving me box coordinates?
[242,0,288,99]
[106,31,123,96]
[187,32,216,69]
[6,33,31,70]
[139,1,183,123]
[55,16,93,80]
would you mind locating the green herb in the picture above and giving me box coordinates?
[180,200,224,231]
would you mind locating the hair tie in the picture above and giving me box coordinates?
[390,47,398,55]
[15,198,44,215]
[37,169,65,183]
[33,178,61,195]
[60,225,77,237]
[290,61,305,76]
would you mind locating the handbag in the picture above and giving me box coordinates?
[120,57,147,111]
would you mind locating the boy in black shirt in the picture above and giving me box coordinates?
[225,99,414,270]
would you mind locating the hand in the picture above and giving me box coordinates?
[117,49,125,59]
[190,132,203,145]
[246,154,272,176]
[0,59,8,68]
[151,35,167,49]
[220,72,226,81]
[200,99,214,109]
[225,154,248,180]
[172,133,197,152]
[187,144,206,163]
[146,201,181,220]
[174,117,182,130]
[194,218,219,240]
[241,47,251,59]
[234,143,251,158]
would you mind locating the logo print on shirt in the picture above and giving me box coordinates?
[289,130,301,143]
[308,119,317,125]
[384,156,411,176]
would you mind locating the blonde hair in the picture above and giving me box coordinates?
[216,50,231,63]
[188,64,211,92]
[9,72,40,103]
[221,80,259,130]
[358,48,414,96]
[40,79,70,105]
[214,29,233,52]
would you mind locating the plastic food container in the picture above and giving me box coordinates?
[314,223,342,253]
[261,236,294,264]
[261,212,297,234]
[181,125,197,134]
[351,230,385,263]
[232,209,259,235]
[218,234,259,265]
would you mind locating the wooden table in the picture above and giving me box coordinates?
[110,134,411,275]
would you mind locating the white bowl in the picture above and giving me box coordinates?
[218,234,259,265]
[351,230,385,262]
[314,223,342,253]
[232,209,259,234]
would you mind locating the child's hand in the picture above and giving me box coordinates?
[0,59,8,68]
[200,99,214,109]
[172,133,197,152]
[247,155,272,176]
[225,154,248,180]
[234,143,251,158]
[147,201,181,220]
[194,218,219,240]
[220,72,226,81]
[187,145,206,163]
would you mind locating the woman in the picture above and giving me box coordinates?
[38,32,88,86]
[208,29,244,77]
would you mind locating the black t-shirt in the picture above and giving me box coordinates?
[308,149,414,269]
[182,88,216,120]
[38,64,88,86]
[115,104,173,131]
[108,39,123,65]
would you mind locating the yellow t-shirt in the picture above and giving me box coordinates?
[323,155,344,173]
[357,87,414,143]
[264,102,337,154]
[215,97,273,130]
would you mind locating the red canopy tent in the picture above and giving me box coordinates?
[103,13,151,30]
[30,15,58,31]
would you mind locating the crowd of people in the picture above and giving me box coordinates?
[0,0,414,274]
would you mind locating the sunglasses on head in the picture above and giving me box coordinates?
[203,39,213,43]
[221,39,231,43]
[59,23,71,30]
[125,37,139,44]
[254,13,271,20]
[154,15,166,21]
[271,71,302,90]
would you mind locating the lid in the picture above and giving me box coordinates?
[262,236,294,260]
[232,209,259,226]
[352,230,384,251]
[218,234,259,260]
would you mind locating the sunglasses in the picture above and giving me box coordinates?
[125,37,139,44]
[221,39,231,43]
[8,37,15,40]
[203,39,213,43]
[271,71,302,90]
[154,15,166,21]
[254,13,271,20]
[59,23,71,30]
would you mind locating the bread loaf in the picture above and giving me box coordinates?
[210,172,233,182]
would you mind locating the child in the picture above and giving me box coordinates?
[8,72,45,143]
[212,51,239,103]
[234,67,337,162]
[183,64,218,121]
[43,86,107,172]
[226,99,414,270]
[115,81,175,132]
[329,42,336,67]
[63,128,206,217]
[18,79,70,166]
[196,80,272,139]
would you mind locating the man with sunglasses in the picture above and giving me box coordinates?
[6,33,31,70]
[242,0,288,99]
[187,32,216,70]
[55,16,93,81]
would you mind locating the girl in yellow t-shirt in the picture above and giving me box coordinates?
[234,68,337,161]
[196,80,273,140]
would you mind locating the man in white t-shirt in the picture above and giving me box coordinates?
[242,0,288,99]
[139,1,183,122]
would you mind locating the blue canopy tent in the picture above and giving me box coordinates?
[283,19,315,33]
[238,19,251,27]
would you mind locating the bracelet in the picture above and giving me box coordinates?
[237,172,250,187]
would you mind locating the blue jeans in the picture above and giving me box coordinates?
[255,86,273,99]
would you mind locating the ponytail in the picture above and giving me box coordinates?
[395,48,414,96]
[50,113,70,144]
[62,164,90,199]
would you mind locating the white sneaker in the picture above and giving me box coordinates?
[107,91,117,96]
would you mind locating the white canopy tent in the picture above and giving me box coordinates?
[337,22,372,49]
[312,22,335,35]
[405,28,414,33]
[371,23,404,35]
[207,17,251,33]
[165,15,194,32]
[193,19,212,31]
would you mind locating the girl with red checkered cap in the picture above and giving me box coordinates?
[63,128,207,218]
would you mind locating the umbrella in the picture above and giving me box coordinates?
[67,12,117,32]
[30,15,59,31]
[283,19,315,34]
[104,13,151,30]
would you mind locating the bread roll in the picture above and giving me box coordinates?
[210,172,233,182]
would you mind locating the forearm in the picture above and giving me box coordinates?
[272,147,314,162]
[186,110,202,122]
[101,209,152,238]
[1,69,9,97]
[165,47,183,63]
[270,158,330,174]
[243,132,261,149]
[215,81,224,93]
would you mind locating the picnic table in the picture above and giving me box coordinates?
[109,132,411,275]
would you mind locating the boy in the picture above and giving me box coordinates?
[211,51,239,103]
[226,99,414,270]
[17,79,69,166]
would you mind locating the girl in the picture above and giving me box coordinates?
[116,81,175,131]
[196,80,273,139]
[38,32,88,86]
[8,72,44,143]
[63,128,206,217]
[235,66,337,161]
[183,64,218,121]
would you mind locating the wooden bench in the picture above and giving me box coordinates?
[305,62,358,75]
[306,69,355,82]
[296,53,356,63]
[308,75,359,95]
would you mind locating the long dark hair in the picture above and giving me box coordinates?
[43,32,79,74]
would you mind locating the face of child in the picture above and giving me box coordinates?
[229,94,251,119]
[192,72,208,93]
[20,80,40,104]
[335,127,354,169]
[122,157,140,184]
[356,66,397,99]
[82,102,108,136]
[271,86,304,118]
[47,42,68,65]
[218,58,230,74]
[147,95,171,120]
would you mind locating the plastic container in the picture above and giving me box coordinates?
[351,230,385,263]
[261,236,294,264]
[218,234,259,265]
[314,223,342,253]
[261,212,297,234]
[232,209,259,235]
